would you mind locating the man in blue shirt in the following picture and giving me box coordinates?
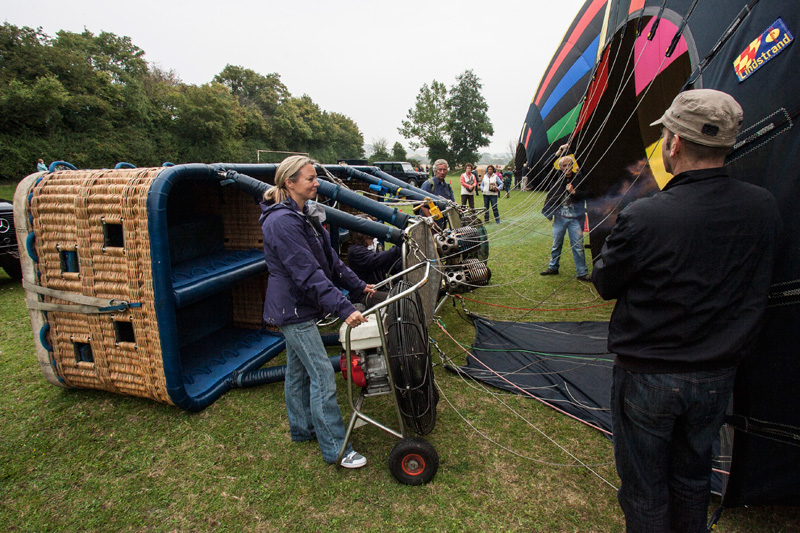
[421,159,455,202]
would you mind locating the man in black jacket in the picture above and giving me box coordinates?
[591,89,781,532]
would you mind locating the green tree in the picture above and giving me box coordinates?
[446,69,493,166]
[0,24,52,84]
[398,80,449,162]
[140,65,183,161]
[391,142,407,161]
[325,112,365,161]
[368,137,390,163]
[214,65,289,145]
[0,24,160,174]
[427,138,452,165]
[170,82,244,162]
[0,76,68,132]
[214,65,287,115]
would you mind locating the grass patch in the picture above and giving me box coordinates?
[1,181,798,531]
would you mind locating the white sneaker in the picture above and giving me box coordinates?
[340,450,367,469]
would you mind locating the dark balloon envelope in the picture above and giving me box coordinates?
[518,0,800,509]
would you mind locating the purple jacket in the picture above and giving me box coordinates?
[259,197,366,326]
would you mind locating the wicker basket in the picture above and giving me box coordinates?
[15,165,284,410]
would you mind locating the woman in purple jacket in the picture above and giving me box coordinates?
[260,155,375,469]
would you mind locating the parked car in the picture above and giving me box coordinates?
[371,162,428,188]
[0,198,21,279]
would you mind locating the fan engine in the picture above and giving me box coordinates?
[443,258,492,294]
[339,319,391,396]
[340,281,438,435]
[434,225,489,264]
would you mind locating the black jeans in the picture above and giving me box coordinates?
[611,365,735,532]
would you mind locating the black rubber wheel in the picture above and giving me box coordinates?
[408,178,418,188]
[0,256,22,280]
[388,437,439,485]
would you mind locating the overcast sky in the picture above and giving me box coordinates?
[4,0,586,156]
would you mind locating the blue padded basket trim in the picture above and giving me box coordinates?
[26,232,38,263]
[48,161,77,172]
[148,164,220,411]
[320,332,340,346]
[180,327,285,397]
[171,248,267,308]
[148,164,286,411]
[39,323,53,352]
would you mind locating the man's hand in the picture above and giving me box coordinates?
[566,183,576,194]
[363,284,376,297]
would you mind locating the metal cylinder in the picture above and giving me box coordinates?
[443,259,492,293]
[434,225,489,264]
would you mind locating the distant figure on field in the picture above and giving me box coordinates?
[503,169,513,198]
[481,165,502,224]
[540,146,590,281]
[460,163,478,208]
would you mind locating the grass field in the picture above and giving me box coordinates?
[1,177,798,531]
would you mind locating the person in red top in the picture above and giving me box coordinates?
[460,163,478,208]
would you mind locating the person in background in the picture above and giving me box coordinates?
[259,155,376,469]
[346,216,403,304]
[481,165,502,224]
[460,163,478,208]
[421,159,455,202]
[36,159,47,172]
[592,89,781,532]
[540,147,590,281]
[418,158,455,228]
[503,168,513,198]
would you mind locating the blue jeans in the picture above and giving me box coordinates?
[548,213,588,276]
[483,194,499,223]
[611,366,736,533]
[281,320,353,464]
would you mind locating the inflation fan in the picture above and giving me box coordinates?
[338,262,440,485]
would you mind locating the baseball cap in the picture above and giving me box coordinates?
[650,89,743,148]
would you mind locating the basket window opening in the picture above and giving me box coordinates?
[59,250,79,273]
[102,221,124,248]
[73,342,94,363]
[113,321,135,344]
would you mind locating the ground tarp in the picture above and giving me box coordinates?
[456,317,613,436]
[455,316,735,495]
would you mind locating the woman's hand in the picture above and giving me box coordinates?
[345,310,368,327]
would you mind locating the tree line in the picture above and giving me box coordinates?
[0,24,365,181]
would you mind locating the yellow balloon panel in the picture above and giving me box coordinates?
[646,138,671,190]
